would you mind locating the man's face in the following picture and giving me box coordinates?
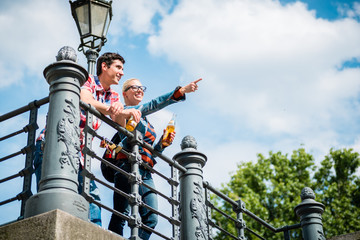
[102,59,124,86]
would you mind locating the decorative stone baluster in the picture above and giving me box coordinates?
[295,187,326,240]
[24,46,89,221]
[174,136,208,240]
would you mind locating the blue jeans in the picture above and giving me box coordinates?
[108,163,158,240]
[33,140,102,226]
[33,141,43,192]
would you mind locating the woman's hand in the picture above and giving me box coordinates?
[108,103,141,122]
[162,130,176,148]
[180,78,202,94]
[112,108,141,127]
[122,108,142,123]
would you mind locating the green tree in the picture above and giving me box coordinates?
[314,148,360,237]
[212,148,360,239]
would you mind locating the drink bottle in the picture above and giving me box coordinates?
[126,116,137,131]
[162,114,176,147]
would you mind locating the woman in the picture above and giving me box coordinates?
[108,77,201,239]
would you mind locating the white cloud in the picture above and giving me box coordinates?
[202,140,267,188]
[109,0,172,37]
[337,1,360,19]
[147,0,360,141]
[0,0,79,88]
[198,118,343,189]
[143,0,360,196]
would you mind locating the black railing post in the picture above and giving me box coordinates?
[234,199,246,240]
[171,165,180,240]
[295,187,326,240]
[24,46,89,221]
[283,229,291,240]
[204,185,213,240]
[19,104,39,219]
[129,130,142,240]
[81,108,95,203]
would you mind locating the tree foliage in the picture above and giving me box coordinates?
[212,148,360,240]
[314,149,360,237]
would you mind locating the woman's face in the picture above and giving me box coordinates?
[122,79,145,106]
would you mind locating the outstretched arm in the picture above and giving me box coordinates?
[136,78,203,117]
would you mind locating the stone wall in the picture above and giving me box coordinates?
[328,232,360,240]
[0,209,126,240]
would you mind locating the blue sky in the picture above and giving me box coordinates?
[0,0,359,238]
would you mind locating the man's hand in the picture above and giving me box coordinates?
[106,102,124,116]
[81,89,122,117]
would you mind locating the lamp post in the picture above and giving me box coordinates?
[69,0,113,75]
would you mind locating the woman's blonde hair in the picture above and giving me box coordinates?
[122,78,140,93]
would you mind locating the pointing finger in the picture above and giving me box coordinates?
[193,78,202,84]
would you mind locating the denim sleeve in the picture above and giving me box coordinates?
[125,88,186,117]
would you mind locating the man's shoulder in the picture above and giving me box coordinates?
[109,88,120,94]
[82,75,98,90]
[88,74,97,83]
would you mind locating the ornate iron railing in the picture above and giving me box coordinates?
[0,47,326,240]
[0,97,49,222]
[79,101,184,239]
[203,181,303,239]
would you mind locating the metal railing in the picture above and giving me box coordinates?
[0,97,49,221]
[0,96,327,240]
[203,181,302,239]
[79,101,184,240]
[0,49,326,240]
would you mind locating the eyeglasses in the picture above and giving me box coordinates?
[124,85,147,92]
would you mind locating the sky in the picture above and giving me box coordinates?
[0,0,360,238]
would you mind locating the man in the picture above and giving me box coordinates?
[33,52,141,226]
[80,52,140,129]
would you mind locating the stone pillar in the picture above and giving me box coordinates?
[294,187,326,240]
[173,136,208,240]
[24,46,89,221]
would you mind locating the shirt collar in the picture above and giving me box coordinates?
[94,75,112,93]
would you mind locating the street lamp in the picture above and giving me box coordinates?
[69,0,113,75]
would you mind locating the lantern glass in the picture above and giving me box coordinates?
[70,0,112,53]
[91,3,109,37]
[75,4,90,36]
